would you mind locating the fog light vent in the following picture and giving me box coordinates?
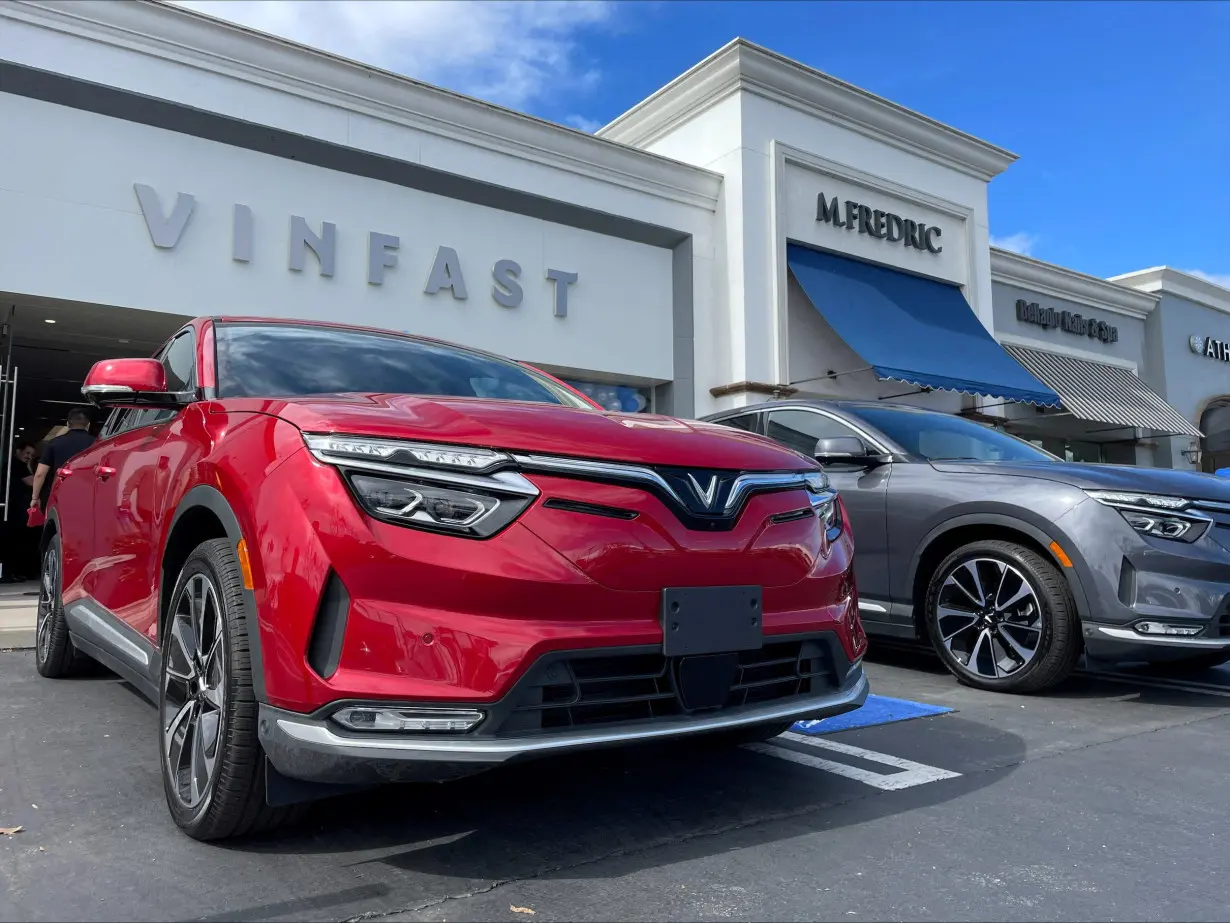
[1134,621,1202,637]
[332,706,484,733]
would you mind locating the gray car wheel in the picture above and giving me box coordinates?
[925,539,1081,693]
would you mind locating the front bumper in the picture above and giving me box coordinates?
[1056,498,1230,664]
[258,661,869,785]
[1082,623,1230,664]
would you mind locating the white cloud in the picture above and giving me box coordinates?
[564,114,604,133]
[171,0,615,110]
[989,232,1039,257]
[1183,269,1230,291]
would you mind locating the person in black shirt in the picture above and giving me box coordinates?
[29,408,96,515]
[2,440,37,582]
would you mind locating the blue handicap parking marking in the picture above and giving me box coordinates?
[791,694,953,735]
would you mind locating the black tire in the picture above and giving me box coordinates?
[34,532,89,678]
[159,538,299,841]
[1172,650,1230,672]
[924,540,1080,694]
[703,719,796,747]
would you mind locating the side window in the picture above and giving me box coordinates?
[162,331,196,393]
[765,409,861,457]
[717,413,761,433]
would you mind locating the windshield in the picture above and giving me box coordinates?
[848,406,1057,463]
[214,323,593,408]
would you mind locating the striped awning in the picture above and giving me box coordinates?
[1002,343,1202,437]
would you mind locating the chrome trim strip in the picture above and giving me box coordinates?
[65,599,151,668]
[512,453,690,507]
[723,472,814,514]
[512,453,813,514]
[265,671,868,760]
[1193,500,1230,515]
[308,452,540,497]
[858,601,889,614]
[1093,625,1230,649]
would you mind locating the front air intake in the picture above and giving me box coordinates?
[306,571,350,680]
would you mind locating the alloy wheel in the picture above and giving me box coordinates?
[162,573,228,810]
[35,546,58,664]
[934,557,1043,680]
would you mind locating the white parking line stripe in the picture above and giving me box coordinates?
[743,732,962,790]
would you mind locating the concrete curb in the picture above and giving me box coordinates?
[0,626,35,650]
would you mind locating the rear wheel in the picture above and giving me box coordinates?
[34,532,88,678]
[159,539,298,841]
[924,540,1080,694]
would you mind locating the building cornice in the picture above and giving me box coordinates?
[598,38,1018,182]
[991,247,1158,321]
[1108,267,1230,317]
[2,0,723,211]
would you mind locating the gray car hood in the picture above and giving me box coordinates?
[928,459,1230,504]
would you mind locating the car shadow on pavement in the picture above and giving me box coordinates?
[216,714,1025,886]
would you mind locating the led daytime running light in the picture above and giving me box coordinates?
[305,434,508,472]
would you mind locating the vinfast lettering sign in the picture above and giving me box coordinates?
[133,184,579,318]
[815,193,942,254]
[1016,299,1119,345]
[1191,335,1230,362]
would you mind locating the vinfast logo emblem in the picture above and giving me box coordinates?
[685,473,721,510]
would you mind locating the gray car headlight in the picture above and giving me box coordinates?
[1086,490,1209,542]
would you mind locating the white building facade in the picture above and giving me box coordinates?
[0,0,1223,469]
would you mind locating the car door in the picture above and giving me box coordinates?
[48,428,113,608]
[88,329,196,639]
[761,407,894,612]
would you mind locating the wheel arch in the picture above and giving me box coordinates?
[163,485,266,702]
[908,514,1092,639]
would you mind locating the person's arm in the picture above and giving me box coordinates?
[29,463,52,510]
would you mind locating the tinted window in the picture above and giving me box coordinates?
[718,413,760,433]
[849,406,1056,462]
[162,331,196,392]
[765,409,862,457]
[215,324,593,408]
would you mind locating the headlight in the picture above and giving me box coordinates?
[305,434,509,472]
[306,433,538,538]
[1087,490,1209,542]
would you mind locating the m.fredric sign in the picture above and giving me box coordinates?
[815,193,943,254]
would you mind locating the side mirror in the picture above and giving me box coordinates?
[814,436,891,467]
[814,436,869,459]
[81,359,184,408]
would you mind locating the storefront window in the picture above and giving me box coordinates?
[562,378,652,413]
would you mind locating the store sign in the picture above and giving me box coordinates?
[1191,335,1230,362]
[815,192,942,254]
[133,184,579,317]
[1015,299,1119,344]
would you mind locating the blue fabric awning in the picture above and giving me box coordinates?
[787,244,1061,407]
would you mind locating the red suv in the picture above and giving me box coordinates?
[35,317,868,840]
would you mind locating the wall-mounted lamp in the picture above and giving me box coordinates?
[1180,442,1202,467]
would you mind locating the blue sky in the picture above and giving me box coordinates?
[180,0,1228,284]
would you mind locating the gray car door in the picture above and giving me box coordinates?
[762,408,893,614]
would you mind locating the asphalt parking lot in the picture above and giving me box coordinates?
[3,644,1230,923]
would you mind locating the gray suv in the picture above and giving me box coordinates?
[704,400,1230,693]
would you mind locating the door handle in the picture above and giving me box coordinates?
[95,465,117,481]
[55,466,73,481]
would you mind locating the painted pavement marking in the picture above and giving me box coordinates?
[744,731,962,790]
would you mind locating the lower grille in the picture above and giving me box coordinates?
[492,637,838,737]
[1218,611,1230,638]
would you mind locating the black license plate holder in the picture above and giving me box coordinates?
[660,585,764,657]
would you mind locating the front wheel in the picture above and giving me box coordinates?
[159,539,298,841]
[924,540,1080,694]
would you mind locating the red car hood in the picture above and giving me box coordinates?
[225,393,813,471]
